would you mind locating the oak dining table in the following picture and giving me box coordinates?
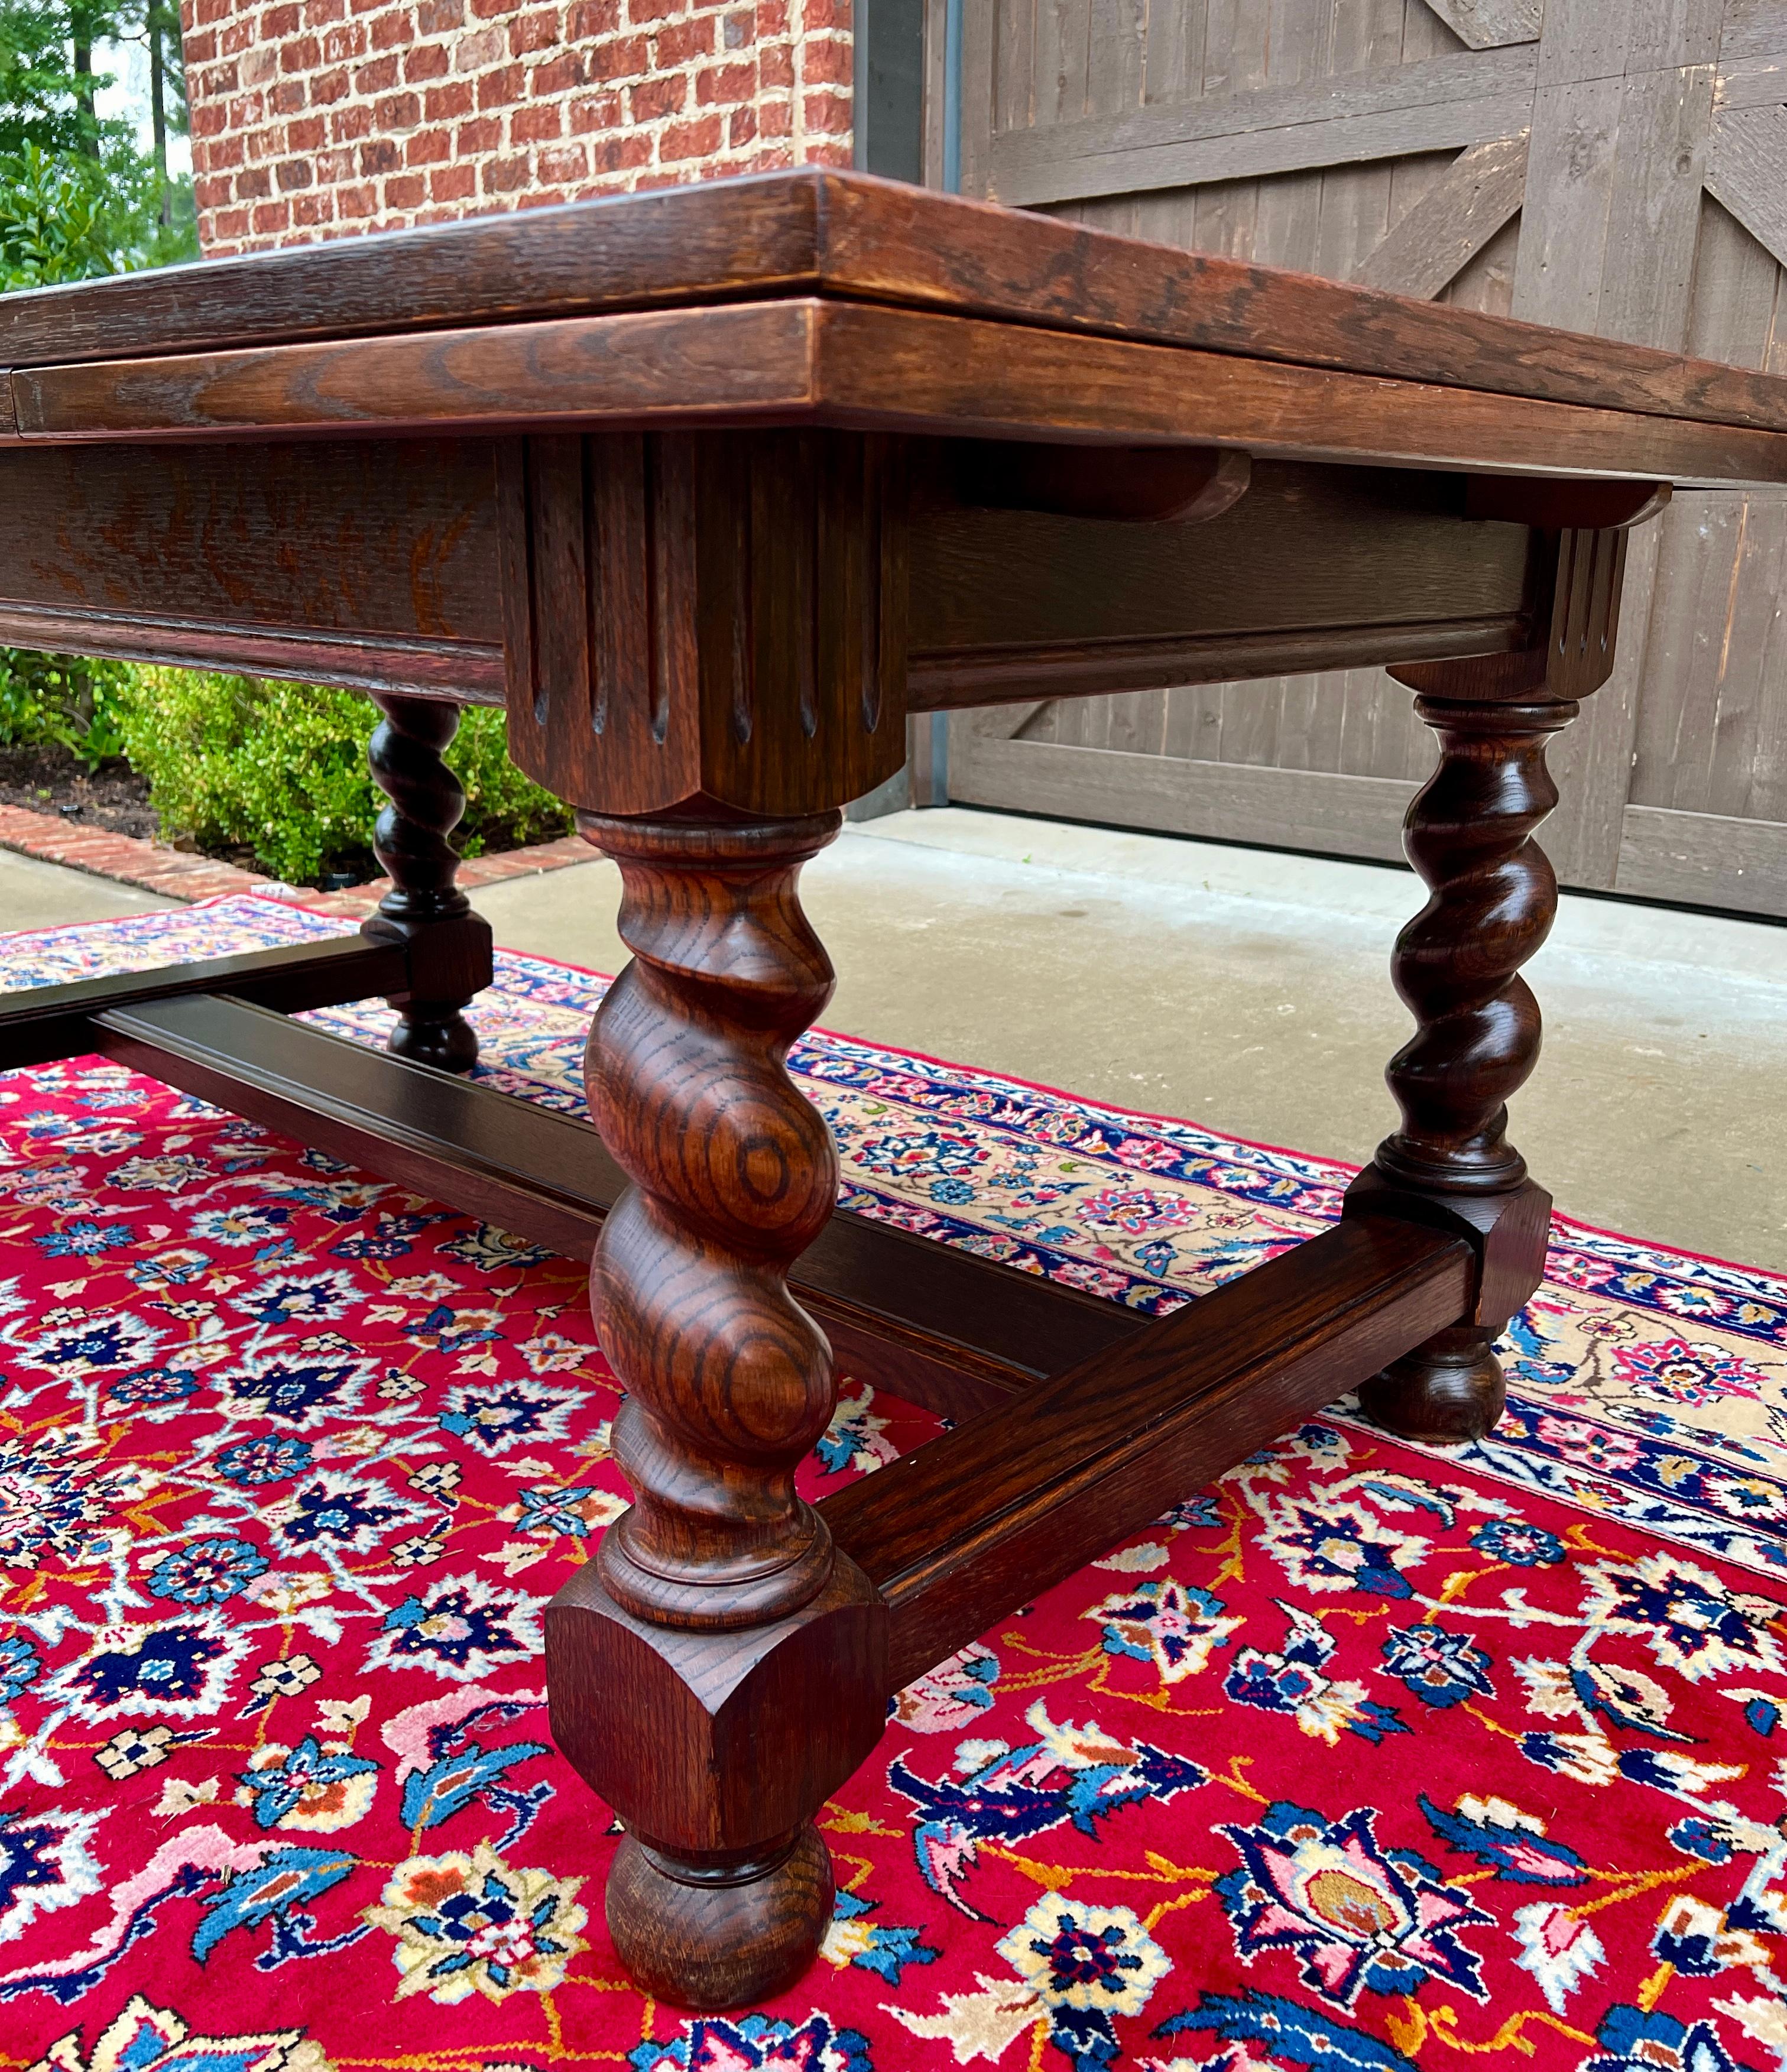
[2,167,1783,2012]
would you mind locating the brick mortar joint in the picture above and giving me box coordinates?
[184,0,854,251]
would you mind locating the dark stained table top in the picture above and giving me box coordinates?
[5,170,1787,482]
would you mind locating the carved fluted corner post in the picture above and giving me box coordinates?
[1348,512,1648,1445]
[510,427,909,2008]
[361,693,494,1072]
[1345,698,1572,1442]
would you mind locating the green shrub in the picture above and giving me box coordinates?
[0,144,195,292]
[117,668,573,886]
[0,647,135,765]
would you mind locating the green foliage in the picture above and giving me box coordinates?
[116,669,573,886]
[0,0,113,160]
[0,0,196,288]
[0,140,187,285]
[0,646,134,764]
[0,10,553,891]
[0,143,111,283]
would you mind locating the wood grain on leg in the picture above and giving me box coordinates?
[547,806,886,2009]
[1348,696,1572,1445]
[1350,521,1635,1445]
[586,809,844,1632]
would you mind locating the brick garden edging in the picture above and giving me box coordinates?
[0,803,593,916]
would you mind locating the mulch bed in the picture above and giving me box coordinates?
[0,743,161,844]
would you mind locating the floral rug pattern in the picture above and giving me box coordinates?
[1,896,1785,2072]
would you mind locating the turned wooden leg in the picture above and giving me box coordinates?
[361,693,493,1073]
[545,808,887,2010]
[1347,696,1572,1445]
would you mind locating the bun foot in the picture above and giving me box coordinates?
[387,1007,478,1075]
[607,1823,834,2011]
[1359,1324,1505,1446]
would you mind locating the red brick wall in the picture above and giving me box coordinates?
[179,0,853,255]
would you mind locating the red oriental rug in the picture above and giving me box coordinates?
[2,894,1787,2072]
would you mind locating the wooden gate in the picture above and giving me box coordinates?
[935,0,1787,916]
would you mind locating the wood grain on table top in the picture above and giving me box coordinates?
[8,291,1787,485]
[1,170,1785,476]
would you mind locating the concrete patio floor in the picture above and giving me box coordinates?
[475,808,1787,1275]
[0,845,174,929]
[5,806,1783,1271]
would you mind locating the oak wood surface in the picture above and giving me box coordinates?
[0,445,1559,714]
[956,3,1787,918]
[949,440,1251,523]
[912,619,1530,712]
[1392,525,1630,705]
[823,1215,1474,1689]
[89,990,1136,1417]
[911,459,1535,654]
[0,935,404,1071]
[0,602,506,703]
[571,808,880,2003]
[0,437,503,698]
[362,694,492,1073]
[0,173,832,366]
[1349,685,1580,1446]
[547,1555,887,2010]
[15,298,1787,485]
[501,430,906,817]
[9,168,1787,453]
[582,810,852,1634]
[8,300,820,440]
[1367,694,1574,1204]
[6,148,1768,2018]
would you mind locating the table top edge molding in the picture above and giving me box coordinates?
[5,170,1787,445]
[12,296,1787,487]
[9,300,825,443]
[809,305,1787,483]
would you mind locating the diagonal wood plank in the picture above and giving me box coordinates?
[1721,0,1787,64]
[1353,134,1530,297]
[967,700,1050,741]
[987,46,1539,207]
[1717,47,1787,107]
[1509,1,1717,887]
[1416,0,1542,51]
[1707,103,1787,273]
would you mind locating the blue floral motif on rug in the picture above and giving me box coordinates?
[0,894,1785,2072]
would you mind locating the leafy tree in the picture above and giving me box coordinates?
[1,0,197,751]
[144,0,185,220]
[2,0,122,160]
[0,14,560,885]
[0,0,195,278]
[0,647,134,766]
